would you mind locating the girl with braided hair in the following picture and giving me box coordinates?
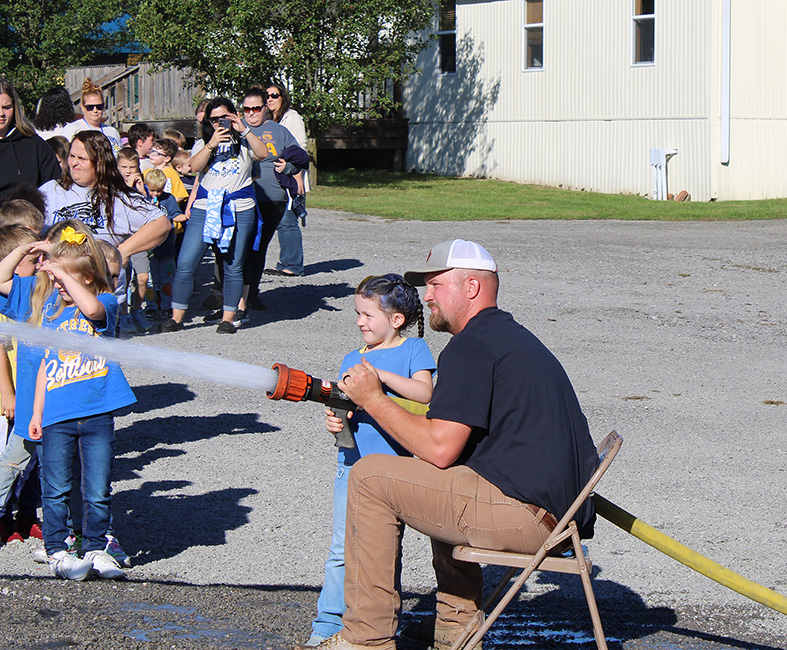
[306,273,436,645]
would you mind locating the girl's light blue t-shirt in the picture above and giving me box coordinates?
[337,336,435,465]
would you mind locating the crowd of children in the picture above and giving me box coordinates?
[112,133,192,335]
[0,83,439,647]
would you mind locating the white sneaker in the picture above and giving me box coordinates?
[105,534,132,568]
[84,549,126,580]
[131,309,150,333]
[32,547,47,564]
[48,550,93,581]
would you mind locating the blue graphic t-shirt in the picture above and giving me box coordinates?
[1,276,135,433]
[337,336,435,465]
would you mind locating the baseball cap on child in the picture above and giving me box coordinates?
[404,239,497,286]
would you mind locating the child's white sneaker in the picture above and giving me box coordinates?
[84,549,126,580]
[48,550,93,581]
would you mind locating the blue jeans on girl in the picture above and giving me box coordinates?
[311,460,353,641]
[172,206,257,313]
[39,413,115,554]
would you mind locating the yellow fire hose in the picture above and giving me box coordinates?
[593,494,787,615]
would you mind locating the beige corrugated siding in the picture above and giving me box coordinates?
[406,0,787,201]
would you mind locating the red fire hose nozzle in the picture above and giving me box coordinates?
[267,363,357,448]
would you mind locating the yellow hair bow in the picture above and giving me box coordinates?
[60,226,87,245]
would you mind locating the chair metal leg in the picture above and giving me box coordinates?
[451,554,545,650]
[452,567,516,650]
[447,611,485,650]
[481,567,518,611]
[571,531,608,650]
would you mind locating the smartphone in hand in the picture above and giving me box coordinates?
[218,117,232,131]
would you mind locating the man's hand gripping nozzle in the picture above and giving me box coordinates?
[267,363,357,448]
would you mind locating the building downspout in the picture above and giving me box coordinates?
[720,0,731,165]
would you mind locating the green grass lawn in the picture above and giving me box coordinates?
[308,169,787,221]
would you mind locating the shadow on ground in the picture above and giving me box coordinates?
[252,282,355,324]
[303,258,363,275]
[111,480,257,565]
[401,565,782,650]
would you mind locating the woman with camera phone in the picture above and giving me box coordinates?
[161,97,269,334]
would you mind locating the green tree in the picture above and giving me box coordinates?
[0,0,128,111]
[131,0,437,137]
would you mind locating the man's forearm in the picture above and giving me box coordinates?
[361,393,468,468]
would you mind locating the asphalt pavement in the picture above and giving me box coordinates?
[0,210,785,649]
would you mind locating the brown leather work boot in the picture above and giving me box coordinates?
[399,615,483,650]
[293,632,395,650]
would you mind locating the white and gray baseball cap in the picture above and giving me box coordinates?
[404,239,497,286]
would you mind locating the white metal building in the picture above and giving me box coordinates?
[404,1,787,201]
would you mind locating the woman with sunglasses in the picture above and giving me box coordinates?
[62,79,122,154]
[235,87,305,313]
[161,97,270,334]
[0,78,62,200]
[264,83,309,277]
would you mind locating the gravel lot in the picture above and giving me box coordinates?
[0,210,785,649]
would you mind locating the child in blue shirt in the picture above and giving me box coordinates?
[0,225,136,581]
[307,274,436,645]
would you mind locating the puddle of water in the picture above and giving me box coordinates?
[122,602,281,647]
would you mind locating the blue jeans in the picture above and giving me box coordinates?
[244,201,287,298]
[172,206,257,313]
[275,209,304,275]
[312,461,353,640]
[39,413,115,554]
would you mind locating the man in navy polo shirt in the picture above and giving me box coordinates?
[297,240,598,650]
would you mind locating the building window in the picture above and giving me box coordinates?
[438,0,456,74]
[524,0,543,70]
[633,0,655,64]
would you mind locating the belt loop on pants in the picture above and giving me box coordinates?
[524,503,558,532]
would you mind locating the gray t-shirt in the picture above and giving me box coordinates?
[39,180,165,246]
[245,120,299,204]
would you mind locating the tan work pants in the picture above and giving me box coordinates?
[341,454,555,646]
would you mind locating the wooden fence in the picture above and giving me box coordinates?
[65,62,201,128]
